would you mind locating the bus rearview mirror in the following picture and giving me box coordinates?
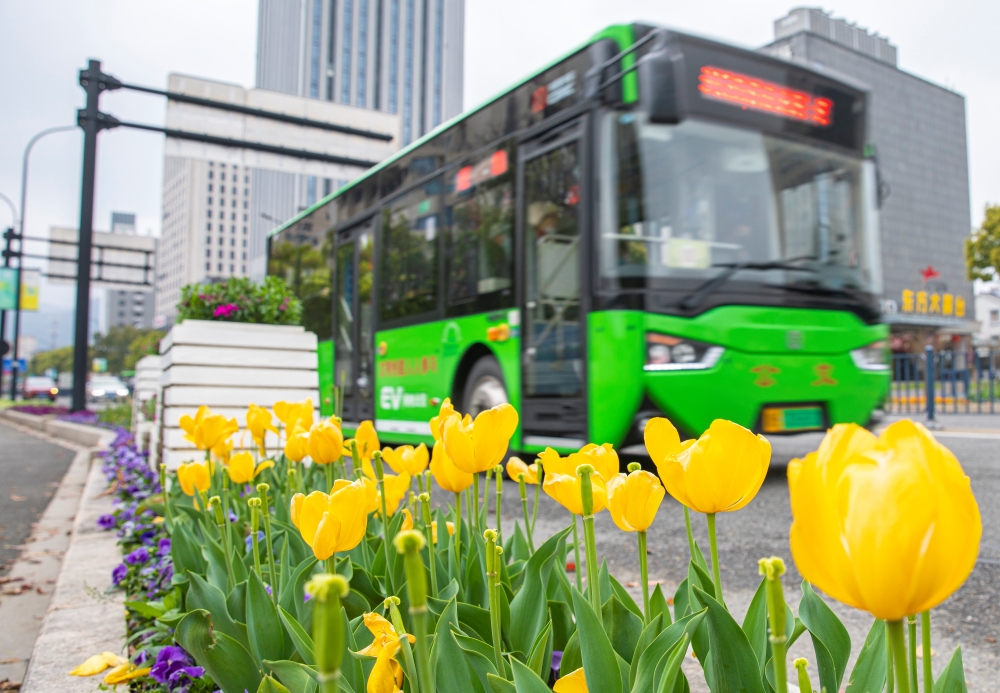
[638,49,681,124]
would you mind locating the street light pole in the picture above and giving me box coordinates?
[9,125,77,401]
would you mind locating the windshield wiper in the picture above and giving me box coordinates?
[678,257,817,311]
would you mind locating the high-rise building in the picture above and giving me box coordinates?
[106,289,156,330]
[760,8,974,337]
[251,0,465,278]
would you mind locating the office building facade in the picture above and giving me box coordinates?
[761,8,974,336]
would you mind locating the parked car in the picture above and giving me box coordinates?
[23,375,58,401]
[87,375,130,403]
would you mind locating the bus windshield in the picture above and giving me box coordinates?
[598,112,880,296]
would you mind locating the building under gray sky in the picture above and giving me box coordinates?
[761,7,974,336]
[251,0,465,280]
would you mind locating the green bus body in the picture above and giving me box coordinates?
[273,23,890,452]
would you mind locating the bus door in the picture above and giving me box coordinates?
[518,120,588,447]
[334,218,375,425]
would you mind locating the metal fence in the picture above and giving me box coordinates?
[888,347,1000,416]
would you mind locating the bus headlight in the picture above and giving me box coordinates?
[850,341,889,371]
[644,333,725,371]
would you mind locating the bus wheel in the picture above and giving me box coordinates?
[462,357,508,417]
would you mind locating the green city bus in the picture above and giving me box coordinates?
[268,23,890,453]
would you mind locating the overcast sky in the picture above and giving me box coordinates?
[0,0,997,345]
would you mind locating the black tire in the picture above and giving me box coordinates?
[461,356,509,418]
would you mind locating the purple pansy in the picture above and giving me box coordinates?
[97,514,116,530]
[149,645,205,687]
[111,563,128,585]
[125,547,150,565]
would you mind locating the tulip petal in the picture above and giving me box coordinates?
[644,417,681,465]
[472,403,518,472]
[311,512,340,560]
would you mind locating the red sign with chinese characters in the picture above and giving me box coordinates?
[698,66,833,126]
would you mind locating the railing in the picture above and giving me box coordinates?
[888,347,999,417]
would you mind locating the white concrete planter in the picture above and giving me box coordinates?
[132,354,162,461]
[158,320,318,468]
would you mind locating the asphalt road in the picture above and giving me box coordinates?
[489,430,1000,691]
[0,422,76,576]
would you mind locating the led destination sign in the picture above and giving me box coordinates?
[698,66,834,126]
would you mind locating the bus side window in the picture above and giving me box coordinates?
[379,178,442,321]
[445,146,515,315]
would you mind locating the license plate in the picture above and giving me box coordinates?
[761,405,824,433]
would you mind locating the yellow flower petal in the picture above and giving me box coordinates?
[554,666,589,693]
[429,441,473,493]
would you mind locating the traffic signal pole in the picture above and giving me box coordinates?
[71,60,115,412]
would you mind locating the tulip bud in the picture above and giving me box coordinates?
[759,556,789,693]
[627,462,642,473]
[793,658,813,693]
[305,574,350,693]
[394,530,433,693]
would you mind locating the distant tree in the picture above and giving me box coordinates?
[125,330,165,371]
[29,345,76,375]
[92,325,152,374]
[966,204,1000,281]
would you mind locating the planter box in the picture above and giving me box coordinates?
[158,320,318,468]
[133,354,162,459]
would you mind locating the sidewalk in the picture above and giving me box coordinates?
[881,411,1000,434]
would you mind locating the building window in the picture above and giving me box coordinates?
[245,175,250,183]
[230,251,235,259]
[357,0,369,106]
[309,0,323,98]
[243,239,247,247]
[244,188,249,196]
[206,262,210,270]
[220,185,226,193]
[991,309,1000,325]
[207,197,213,205]
[207,210,212,218]
[206,249,211,257]
[208,170,213,179]
[340,0,353,103]
[326,0,337,100]
[206,223,212,230]
[243,226,248,234]
[307,176,317,206]
[220,198,224,208]
[243,214,248,222]
[218,263,223,271]
[433,0,443,127]
[206,236,211,244]
[243,200,248,209]
[403,0,414,143]
[208,184,213,192]
[231,237,236,246]
[231,213,236,221]
[242,265,246,273]
[379,178,441,320]
[230,264,235,272]
[389,0,399,113]
[218,250,223,258]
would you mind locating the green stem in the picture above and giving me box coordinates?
[258,484,279,607]
[637,531,650,625]
[908,615,918,693]
[571,514,582,591]
[518,477,535,553]
[249,502,262,579]
[762,559,788,693]
[211,498,237,592]
[683,506,696,562]
[420,495,438,599]
[794,660,812,693]
[373,452,394,595]
[482,471,492,531]
[417,473,426,495]
[531,472,540,533]
[495,467,503,547]
[577,466,600,614]
[325,462,334,492]
[454,491,463,578]
[887,619,912,693]
[921,611,932,693]
[472,473,481,534]
[386,601,419,692]
[399,537,434,693]
[310,576,347,693]
[158,464,173,532]
[485,532,506,678]
[706,513,724,607]
[886,620,895,693]
[326,555,336,575]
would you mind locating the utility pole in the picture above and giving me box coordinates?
[72,60,119,411]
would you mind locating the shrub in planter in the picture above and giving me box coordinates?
[176,276,302,326]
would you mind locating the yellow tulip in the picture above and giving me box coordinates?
[381,443,429,476]
[442,403,519,474]
[289,479,368,560]
[183,409,238,451]
[246,403,278,449]
[432,520,439,544]
[567,443,618,483]
[211,436,233,463]
[506,457,539,484]
[429,398,457,442]
[655,418,770,514]
[309,420,344,464]
[274,398,315,432]
[544,470,608,516]
[378,473,411,516]
[539,447,575,476]
[361,476,380,513]
[606,469,664,532]
[226,451,275,484]
[69,652,123,676]
[176,461,211,496]
[788,420,981,621]
[429,441,473,493]
[103,663,151,685]
[179,405,210,441]
[349,420,381,478]
[400,507,414,531]
[284,424,310,462]
[643,416,682,466]
[445,520,455,536]
[554,667,588,693]
[358,612,413,693]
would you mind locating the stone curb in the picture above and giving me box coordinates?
[0,415,123,693]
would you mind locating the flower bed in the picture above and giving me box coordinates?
[76,402,980,693]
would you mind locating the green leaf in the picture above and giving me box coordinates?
[509,522,532,563]
[571,585,623,693]
[673,578,690,620]
[227,580,248,623]
[691,586,765,693]
[549,600,575,651]
[435,623,479,693]
[934,646,969,693]
[686,562,714,667]
[654,632,691,693]
[602,595,643,664]
[247,569,292,666]
[511,656,554,693]
[457,602,495,646]
[629,613,664,689]
[257,674,291,693]
[171,522,207,576]
[202,535,231,593]
[799,581,851,693]
[649,584,671,626]
[277,556,317,624]
[846,619,887,693]
[175,609,262,693]
[341,607,365,693]
[186,571,250,652]
[263,660,319,693]
[630,610,706,693]
[278,606,315,665]
[742,578,769,677]
[526,620,553,680]
[124,600,165,619]
[461,638,504,692]
[488,672,517,693]
[609,573,644,621]
[509,526,572,655]
[560,630,581,677]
